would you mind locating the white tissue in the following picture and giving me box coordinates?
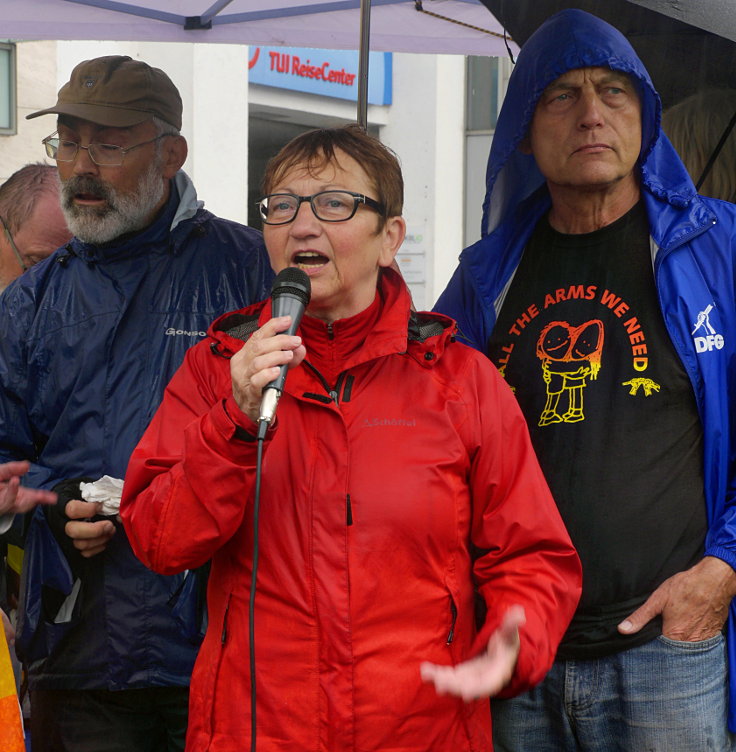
[79,475,124,516]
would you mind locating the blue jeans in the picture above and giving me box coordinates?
[492,634,735,752]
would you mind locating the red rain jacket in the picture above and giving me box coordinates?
[121,270,581,751]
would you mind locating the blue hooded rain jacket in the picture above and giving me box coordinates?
[0,171,273,691]
[435,9,736,729]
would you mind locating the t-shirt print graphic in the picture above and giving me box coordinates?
[536,320,604,426]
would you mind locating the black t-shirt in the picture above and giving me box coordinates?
[489,202,707,658]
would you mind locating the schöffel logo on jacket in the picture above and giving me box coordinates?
[165,326,207,338]
[363,417,416,428]
[691,303,724,353]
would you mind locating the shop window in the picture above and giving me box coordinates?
[464,55,511,245]
[466,56,508,133]
[0,43,16,135]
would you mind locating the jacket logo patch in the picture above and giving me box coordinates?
[165,327,207,338]
[691,304,724,353]
[363,418,416,428]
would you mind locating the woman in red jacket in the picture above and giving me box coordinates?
[120,125,581,752]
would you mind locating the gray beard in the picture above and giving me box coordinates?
[61,161,166,245]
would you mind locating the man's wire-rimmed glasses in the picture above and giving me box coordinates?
[258,190,386,225]
[0,215,27,272]
[42,132,167,167]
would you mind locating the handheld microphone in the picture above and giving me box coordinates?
[258,267,311,428]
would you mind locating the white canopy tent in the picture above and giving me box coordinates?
[3,0,514,55]
[4,0,516,126]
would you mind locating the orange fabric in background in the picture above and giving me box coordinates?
[0,626,24,752]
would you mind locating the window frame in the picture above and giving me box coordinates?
[0,42,17,136]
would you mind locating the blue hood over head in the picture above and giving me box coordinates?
[482,8,696,238]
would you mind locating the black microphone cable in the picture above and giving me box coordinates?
[250,436,265,752]
[248,268,311,752]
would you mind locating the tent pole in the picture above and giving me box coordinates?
[357,0,371,128]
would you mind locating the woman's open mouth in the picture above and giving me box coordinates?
[293,251,329,270]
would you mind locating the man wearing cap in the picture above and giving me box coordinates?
[0,55,272,751]
[436,9,736,751]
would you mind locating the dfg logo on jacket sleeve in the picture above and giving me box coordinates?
[692,304,725,353]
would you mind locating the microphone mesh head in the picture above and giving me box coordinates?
[271,267,311,306]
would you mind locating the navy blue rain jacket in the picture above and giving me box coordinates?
[0,171,273,690]
[435,9,736,728]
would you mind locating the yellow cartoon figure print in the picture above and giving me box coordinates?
[536,320,605,426]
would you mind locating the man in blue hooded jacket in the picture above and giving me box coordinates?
[0,55,273,751]
[436,9,736,750]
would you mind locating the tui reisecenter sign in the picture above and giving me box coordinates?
[248,46,392,105]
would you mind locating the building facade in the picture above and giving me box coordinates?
[0,39,508,308]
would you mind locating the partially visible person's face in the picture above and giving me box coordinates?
[0,190,71,292]
[263,149,405,324]
[56,117,169,245]
[527,67,642,194]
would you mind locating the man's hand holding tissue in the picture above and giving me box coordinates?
[65,499,116,558]
[48,477,122,559]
